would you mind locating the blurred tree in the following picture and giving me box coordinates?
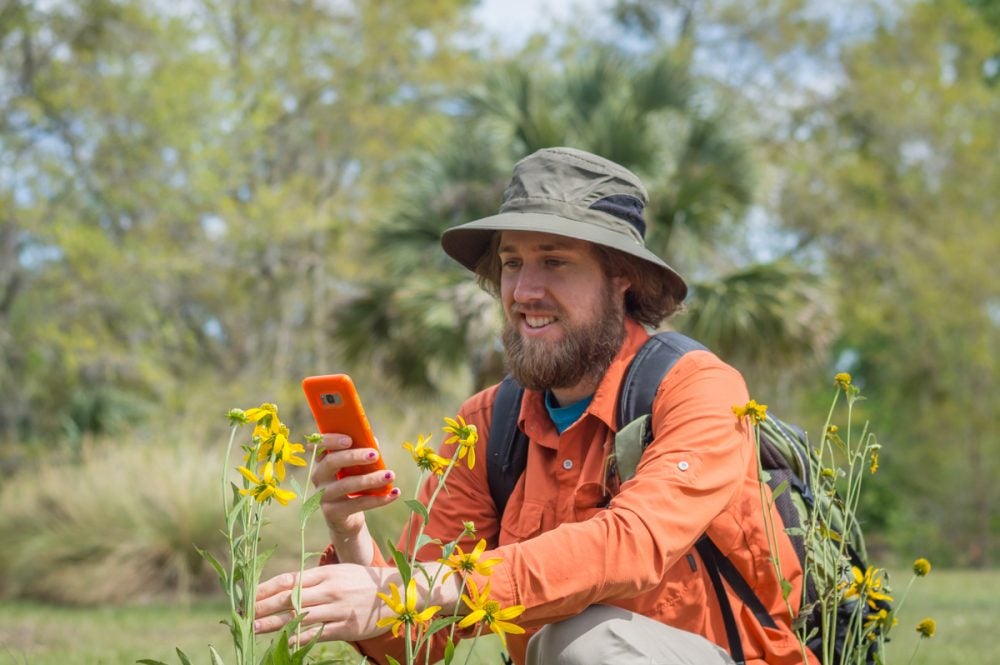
[775,0,999,565]
[335,41,830,392]
[0,0,476,446]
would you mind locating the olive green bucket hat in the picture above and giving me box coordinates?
[440,146,688,302]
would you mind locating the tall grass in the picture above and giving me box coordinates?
[0,388,447,605]
[0,433,247,603]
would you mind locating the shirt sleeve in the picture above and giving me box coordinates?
[471,351,753,626]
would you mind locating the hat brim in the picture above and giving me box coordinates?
[441,211,688,302]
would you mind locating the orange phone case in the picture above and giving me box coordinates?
[301,374,392,496]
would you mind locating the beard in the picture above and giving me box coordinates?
[502,284,626,392]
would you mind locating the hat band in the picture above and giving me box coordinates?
[589,194,646,238]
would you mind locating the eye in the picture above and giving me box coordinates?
[501,258,521,270]
[544,258,567,268]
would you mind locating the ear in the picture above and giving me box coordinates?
[611,275,631,297]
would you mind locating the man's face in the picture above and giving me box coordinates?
[498,231,630,393]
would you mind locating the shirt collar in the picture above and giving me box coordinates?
[519,318,651,449]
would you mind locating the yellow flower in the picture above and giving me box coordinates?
[375,579,440,638]
[834,372,852,389]
[457,578,525,648]
[272,439,307,481]
[237,462,296,505]
[916,617,936,638]
[864,607,891,631]
[732,400,767,425]
[404,434,450,475]
[913,558,932,577]
[843,565,893,609]
[440,539,503,581]
[869,449,880,474]
[443,415,479,469]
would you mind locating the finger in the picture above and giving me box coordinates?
[321,469,396,499]
[311,447,383,482]
[253,608,295,635]
[255,571,300,603]
[312,434,352,461]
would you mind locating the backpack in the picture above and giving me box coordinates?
[486,331,888,665]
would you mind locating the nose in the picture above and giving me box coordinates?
[510,264,546,303]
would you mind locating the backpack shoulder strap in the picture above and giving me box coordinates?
[616,331,707,428]
[612,332,707,481]
[487,375,527,517]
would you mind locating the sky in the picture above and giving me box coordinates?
[471,0,616,50]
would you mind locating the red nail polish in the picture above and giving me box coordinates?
[367,451,378,460]
[384,472,393,480]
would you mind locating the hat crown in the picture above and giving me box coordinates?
[500,147,648,213]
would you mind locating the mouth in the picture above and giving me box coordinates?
[524,315,556,329]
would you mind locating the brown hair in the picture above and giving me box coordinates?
[473,232,683,327]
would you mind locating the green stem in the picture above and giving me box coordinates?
[293,444,322,647]
[461,625,484,665]
[222,424,240,619]
[407,446,463,568]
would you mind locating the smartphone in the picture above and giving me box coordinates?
[301,374,393,496]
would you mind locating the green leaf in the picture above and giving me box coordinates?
[405,499,429,521]
[255,544,278,572]
[299,490,324,527]
[386,540,412,581]
[175,648,194,665]
[780,578,794,600]
[136,660,170,665]
[428,616,462,634]
[290,623,325,664]
[386,657,402,665]
[414,533,440,552]
[771,479,790,501]
[785,526,805,537]
[195,545,228,589]
[444,637,456,665]
[758,469,772,483]
[209,645,226,665]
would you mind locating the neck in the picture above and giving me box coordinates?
[550,374,601,406]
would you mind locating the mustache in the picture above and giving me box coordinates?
[509,302,560,316]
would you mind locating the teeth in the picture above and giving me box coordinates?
[525,316,555,328]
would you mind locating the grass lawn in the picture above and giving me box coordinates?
[1,569,996,664]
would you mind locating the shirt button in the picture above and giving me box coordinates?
[562,459,574,470]
[678,461,690,471]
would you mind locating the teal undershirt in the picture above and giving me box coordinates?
[544,391,594,434]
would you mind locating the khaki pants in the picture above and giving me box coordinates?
[526,605,736,665]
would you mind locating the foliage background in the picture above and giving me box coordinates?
[0,0,996,617]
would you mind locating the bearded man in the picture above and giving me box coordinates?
[254,147,814,665]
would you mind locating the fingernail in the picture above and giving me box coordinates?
[367,451,378,460]
[384,472,393,480]
[390,488,401,497]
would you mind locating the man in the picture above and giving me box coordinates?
[254,147,813,664]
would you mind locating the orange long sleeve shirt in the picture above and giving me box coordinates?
[337,319,815,665]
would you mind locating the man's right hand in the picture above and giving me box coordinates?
[310,433,400,564]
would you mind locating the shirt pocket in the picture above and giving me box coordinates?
[500,499,547,544]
